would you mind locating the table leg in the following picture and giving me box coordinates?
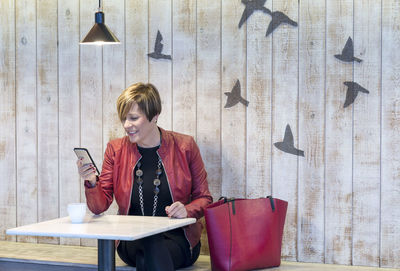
[98,239,115,271]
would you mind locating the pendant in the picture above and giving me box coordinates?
[136,169,143,177]
[153,178,161,186]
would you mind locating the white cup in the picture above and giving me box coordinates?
[67,203,87,223]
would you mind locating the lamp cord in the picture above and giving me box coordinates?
[98,0,102,11]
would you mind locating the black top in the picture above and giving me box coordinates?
[129,145,172,216]
[129,145,189,251]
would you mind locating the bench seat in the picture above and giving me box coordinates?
[0,241,398,271]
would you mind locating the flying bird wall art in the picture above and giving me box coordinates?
[274,124,304,157]
[238,1,297,37]
[148,30,172,60]
[224,80,249,108]
[343,81,370,108]
[334,37,362,63]
[264,8,298,37]
[238,0,270,28]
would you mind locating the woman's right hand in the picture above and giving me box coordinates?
[76,158,97,184]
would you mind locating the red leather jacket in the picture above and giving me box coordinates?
[85,128,213,248]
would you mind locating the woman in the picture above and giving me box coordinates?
[77,82,213,271]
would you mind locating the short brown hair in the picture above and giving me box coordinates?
[117,82,162,122]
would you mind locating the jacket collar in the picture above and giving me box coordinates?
[158,127,170,156]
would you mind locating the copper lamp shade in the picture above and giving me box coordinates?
[80,11,120,45]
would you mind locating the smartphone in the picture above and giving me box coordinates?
[73,148,100,175]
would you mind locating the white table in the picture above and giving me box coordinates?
[6,214,196,271]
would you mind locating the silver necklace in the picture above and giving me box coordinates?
[135,156,162,216]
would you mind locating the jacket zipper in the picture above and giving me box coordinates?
[156,151,193,258]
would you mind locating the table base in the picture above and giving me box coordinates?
[98,239,115,271]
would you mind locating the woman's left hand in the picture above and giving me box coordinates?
[165,201,188,218]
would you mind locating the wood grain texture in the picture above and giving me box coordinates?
[102,0,126,141]
[125,0,148,85]
[0,241,128,267]
[172,0,196,137]
[325,0,353,265]
[149,0,172,130]
[381,0,400,268]
[196,0,222,201]
[15,0,38,243]
[271,0,299,261]
[0,0,16,242]
[298,0,326,263]
[58,0,81,246]
[4,240,400,271]
[1,1,400,268]
[102,0,125,217]
[221,0,247,198]
[79,0,103,247]
[352,0,381,266]
[37,0,59,245]
[245,0,272,198]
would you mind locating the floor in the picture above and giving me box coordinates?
[0,241,399,271]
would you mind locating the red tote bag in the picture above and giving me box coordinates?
[204,196,288,271]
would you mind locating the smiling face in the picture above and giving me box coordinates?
[123,102,160,147]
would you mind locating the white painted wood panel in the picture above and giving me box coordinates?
[245,0,272,198]
[381,0,400,268]
[79,0,104,247]
[298,0,326,263]
[196,0,222,201]
[221,0,247,198]
[125,0,148,85]
[172,0,196,137]
[325,0,353,265]
[102,0,126,143]
[58,0,81,246]
[15,0,37,243]
[352,0,381,266]
[149,0,172,130]
[102,0,125,217]
[271,0,299,261]
[37,0,59,245]
[0,0,16,242]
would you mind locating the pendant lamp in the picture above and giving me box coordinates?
[80,0,120,45]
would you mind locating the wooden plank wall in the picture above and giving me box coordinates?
[298,0,325,263]
[381,0,400,267]
[353,0,381,266]
[0,0,16,243]
[0,0,399,268]
[58,0,80,246]
[325,0,353,264]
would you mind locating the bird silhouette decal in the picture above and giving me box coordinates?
[264,8,298,37]
[334,37,362,63]
[238,0,270,28]
[147,30,172,60]
[343,81,369,108]
[274,124,304,157]
[224,80,249,108]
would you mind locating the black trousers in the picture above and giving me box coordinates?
[117,233,200,271]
